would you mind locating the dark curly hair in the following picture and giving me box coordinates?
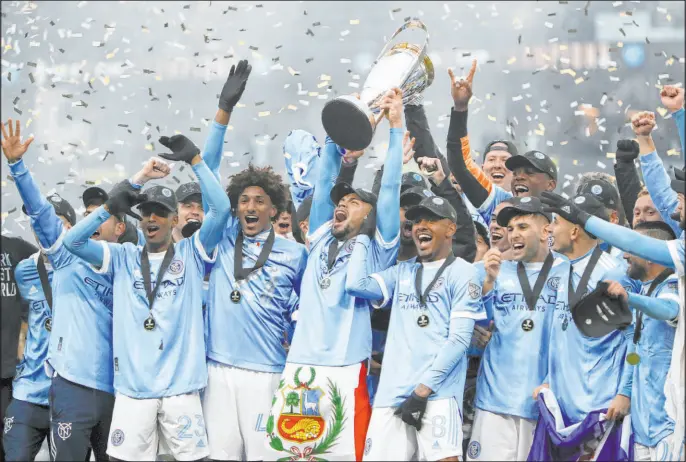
[226,164,287,214]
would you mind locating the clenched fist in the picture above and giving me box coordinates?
[660,85,684,113]
[631,111,656,137]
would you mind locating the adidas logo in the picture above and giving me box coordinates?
[29,286,38,295]
[562,206,571,213]
[197,439,205,448]
[412,411,421,421]
[433,441,440,449]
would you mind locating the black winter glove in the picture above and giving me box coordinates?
[540,191,591,226]
[181,221,202,238]
[615,139,639,163]
[108,180,142,220]
[106,190,147,218]
[394,391,428,430]
[219,59,252,113]
[158,135,200,165]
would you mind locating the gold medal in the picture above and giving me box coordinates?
[144,316,156,331]
[626,352,640,366]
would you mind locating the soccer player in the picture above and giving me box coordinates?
[604,221,680,461]
[537,193,635,427]
[634,188,667,226]
[194,59,310,461]
[263,88,403,461]
[172,181,204,242]
[2,118,124,461]
[3,247,55,460]
[540,178,685,462]
[466,197,569,461]
[62,137,230,461]
[347,195,485,461]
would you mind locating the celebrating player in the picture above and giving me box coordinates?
[62,137,230,461]
[347,195,485,461]
[466,197,569,461]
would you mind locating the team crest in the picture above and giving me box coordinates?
[168,259,184,275]
[4,416,13,433]
[562,317,569,331]
[547,277,560,290]
[110,429,125,446]
[433,277,445,291]
[344,238,356,253]
[277,368,326,443]
[468,282,481,299]
[468,440,481,459]
[57,422,72,440]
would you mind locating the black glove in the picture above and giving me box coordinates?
[615,139,639,163]
[394,392,428,430]
[540,191,591,226]
[181,221,202,238]
[108,180,142,220]
[219,59,252,113]
[158,135,200,165]
[370,308,391,331]
[106,190,147,218]
[360,208,377,238]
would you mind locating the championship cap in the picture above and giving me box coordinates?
[577,178,619,210]
[23,194,76,226]
[82,186,108,208]
[330,182,377,206]
[571,281,633,338]
[496,196,552,227]
[505,150,558,181]
[405,196,458,223]
[175,182,202,204]
[400,187,435,208]
[137,185,177,213]
[401,171,429,192]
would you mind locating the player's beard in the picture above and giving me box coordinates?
[332,222,354,240]
[627,260,647,281]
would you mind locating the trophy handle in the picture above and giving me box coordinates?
[373,19,430,67]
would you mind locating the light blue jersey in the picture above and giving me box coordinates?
[287,223,398,366]
[9,158,114,394]
[548,247,635,424]
[474,256,569,420]
[199,118,309,373]
[368,257,486,408]
[631,275,679,447]
[12,253,52,406]
[476,185,513,228]
[96,234,211,398]
[206,223,307,373]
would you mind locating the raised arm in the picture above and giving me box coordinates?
[612,140,643,227]
[405,101,441,162]
[284,129,321,210]
[632,111,680,232]
[1,119,65,250]
[193,157,231,253]
[345,234,386,302]
[660,86,685,157]
[62,206,109,268]
[375,89,404,244]
[309,136,342,233]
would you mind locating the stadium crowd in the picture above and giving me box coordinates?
[0,55,684,462]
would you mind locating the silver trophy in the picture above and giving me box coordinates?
[321,19,434,151]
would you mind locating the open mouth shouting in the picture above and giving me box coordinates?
[490,229,504,244]
[333,208,348,231]
[186,218,201,226]
[146,223,161,239]
[244,215,259,225]
[91,229,101,239]
[513,183,530,195]
[401,220,413,240]
[490,171,506,181]
[511,241,526,255]
[414,229,434,252]
[278,221,290,230]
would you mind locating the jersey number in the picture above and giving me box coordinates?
[177,415,205,439]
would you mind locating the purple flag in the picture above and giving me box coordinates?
[528,389,633,462]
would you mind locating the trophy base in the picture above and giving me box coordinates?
[321,96,375,151]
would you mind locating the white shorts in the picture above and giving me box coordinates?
[363,397,463,461]
[466,408,536,461]
[106,391,209,461]
[635,433,684,461]
[264,361,371,461]
[202,362,281,460]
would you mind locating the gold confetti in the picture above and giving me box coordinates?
[488,115,497,122]
[667,149,680,156]
[145,144,154,151]
[350,19,360,25]
[258,111,271,117]
[575,77,584,84]
[287,105,298,111]
[561,69,576,77]
[507,57,517,65]
[606,153,616,159]
[657,107,668,117]
[525,105,532,113]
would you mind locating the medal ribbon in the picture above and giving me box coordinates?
[414,255,456,307]
[633,268,674,346]
[36,254,53,310]
[234,228,276,282]
[141,244,176,318]
[327,240,346,272]
[516,253,554,311]
[567,245,604,308]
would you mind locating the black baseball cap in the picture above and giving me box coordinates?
[571,281,632,338]
[401,172,429,192]
[23,194,76,226]
[406,196,458,223]
[496,196,552,227]
[505,151,558,181]
[176,182,202,204]
[474,221,490,245]
[570,194,610,221]
[82,186,108,208]
[400,187,435,208]
[483,140,518,161]
[137,185,177,213]
[330,182,377,206]
[577,179,619,210]
[671,166,685,194]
